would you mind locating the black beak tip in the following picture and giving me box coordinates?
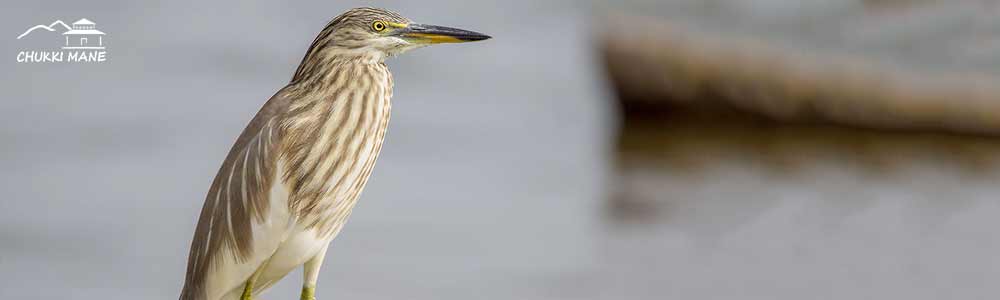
[464,33,492,41]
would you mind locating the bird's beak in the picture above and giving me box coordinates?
[394,23,491,44]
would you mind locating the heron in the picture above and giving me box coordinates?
[179,7,489,300]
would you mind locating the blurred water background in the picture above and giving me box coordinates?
[3,0,1000,299]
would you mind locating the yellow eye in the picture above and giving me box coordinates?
[372,21,386,32]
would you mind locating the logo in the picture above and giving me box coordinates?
[16,18,108,63]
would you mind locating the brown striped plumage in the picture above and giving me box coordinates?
[281,61,392,234]
[180,7,488,300]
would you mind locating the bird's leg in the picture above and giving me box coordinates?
[240,277,256,300]
[241,258,271,300]
[301,244,330,300]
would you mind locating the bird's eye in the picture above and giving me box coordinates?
[372,21,387,32]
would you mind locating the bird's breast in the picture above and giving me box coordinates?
[281,63,392,237]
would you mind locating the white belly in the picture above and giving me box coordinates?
[211,165,339,300]
[215,221,338,300]
[253,224,332,292]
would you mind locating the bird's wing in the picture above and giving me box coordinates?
[181,89,292,300]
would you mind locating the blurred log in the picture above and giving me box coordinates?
[600,15,1000,136]
[598,6,1000,222]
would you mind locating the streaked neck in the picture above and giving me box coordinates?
[292,49,386,86]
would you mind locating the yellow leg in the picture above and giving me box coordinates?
[301,245,329,300]
[240,279,255,300]
[300,286,316,300]
[241,258,271,300]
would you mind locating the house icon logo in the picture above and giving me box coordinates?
[16,18,109,63]
[62,18,105,49]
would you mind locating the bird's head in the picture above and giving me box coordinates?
[298,7,490,67]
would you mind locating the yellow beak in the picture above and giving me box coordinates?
[395,23,491,44]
